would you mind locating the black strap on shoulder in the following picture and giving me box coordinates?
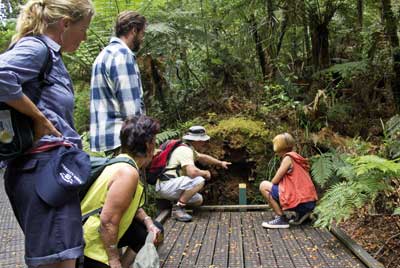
[108,156,138,170]
[81,207,102,223]
[8,36,54,104]
[33,36,54,88]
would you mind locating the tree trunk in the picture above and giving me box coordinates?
[276,4,289,58]
[311,23,330,70]
[382,0,399,47]
[357,0,363,30]
[250,14,268,79]
[302,0,311,63]
[382,0,400,110]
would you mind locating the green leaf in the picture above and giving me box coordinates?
[394,207,400,215]
[311,154,334,187]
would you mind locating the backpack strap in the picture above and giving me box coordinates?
[107,156,138,169]
[8,36,54,104]
[160,141,187,180]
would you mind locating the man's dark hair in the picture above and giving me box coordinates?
[120,115,160,156]
[115,10,146,37]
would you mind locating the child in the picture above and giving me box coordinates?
[259,133,318,228]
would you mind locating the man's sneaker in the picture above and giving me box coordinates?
[289,212,312,225]
[262,215,289,229]
[172,206,192,222]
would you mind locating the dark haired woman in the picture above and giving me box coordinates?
[81,115,163,268]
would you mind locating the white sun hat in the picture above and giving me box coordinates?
[182,126,210,141]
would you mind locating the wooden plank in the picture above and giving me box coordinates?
[212,211,230,268]
[241,211,261,267]
[288,225,331,268]
[261,212,295,268]
[179,212,210,267]
[301,225,344,268]
[160,215,176,239]
[278,227,311,268]
[330,226,384,268]
[158,219,184,267]
[155,209,170,224]
[316,228,367,268]
[196,204,269,211]
[252,211,279,268]
[195,211,220,267]
[161,222,196,268]
[228,212,244,268]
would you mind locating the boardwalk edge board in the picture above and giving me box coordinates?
[330,225,385,268]
[155,209,170,224]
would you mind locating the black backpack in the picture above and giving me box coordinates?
[0,36,53,160]
[79,156,138,201]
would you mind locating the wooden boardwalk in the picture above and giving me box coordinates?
[158,210,367,268]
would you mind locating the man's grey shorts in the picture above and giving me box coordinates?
[155,176,205,204]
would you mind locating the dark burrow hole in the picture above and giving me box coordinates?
[202,147,259,205]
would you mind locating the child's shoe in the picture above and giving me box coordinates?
[172,205,192,222]
[262,215,289,229]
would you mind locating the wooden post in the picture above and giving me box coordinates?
[239,183,247,205]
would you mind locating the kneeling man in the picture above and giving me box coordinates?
[156,126,231,222]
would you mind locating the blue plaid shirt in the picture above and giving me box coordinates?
[90,37,145,152]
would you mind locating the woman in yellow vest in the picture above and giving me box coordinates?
[80,115,163,268]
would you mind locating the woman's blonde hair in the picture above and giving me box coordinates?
[12,0,94,43]
[272,132,295,153]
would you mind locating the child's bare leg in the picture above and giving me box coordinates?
[259,180,283,216]
[267,194,284,216]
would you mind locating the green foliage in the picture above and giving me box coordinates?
[73,81,90,134]
[260,83,299,114]
[207,117,270,154]
[155,129,180,146]
[383,115,400,159]
[0,20,15,52]
[311,154,335,187]
[314,154,399,228]
[394,207,400,215]
[326,102,352,123]
[319,61,369,81]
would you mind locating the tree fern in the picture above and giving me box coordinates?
[315,176,391,228]
[314,154,398,228]
[349,155,400,177]
[311,154,334,187]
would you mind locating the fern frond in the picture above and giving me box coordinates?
[314,176,390,228]
[156,129,181,145]
[349,155,400,176]
[311,154,334,187]
[146,23,176,35]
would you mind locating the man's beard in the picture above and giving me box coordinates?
[132,37,141,52]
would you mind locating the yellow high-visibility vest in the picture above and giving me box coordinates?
[81,154,144,265]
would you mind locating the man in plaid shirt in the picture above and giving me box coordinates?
[90,11,146,155]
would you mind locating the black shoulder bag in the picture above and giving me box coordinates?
[0,36,53,161]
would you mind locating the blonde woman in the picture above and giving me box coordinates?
[0,0,94,267]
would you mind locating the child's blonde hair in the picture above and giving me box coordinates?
[272,132,295,153]
[12,0,94,43]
